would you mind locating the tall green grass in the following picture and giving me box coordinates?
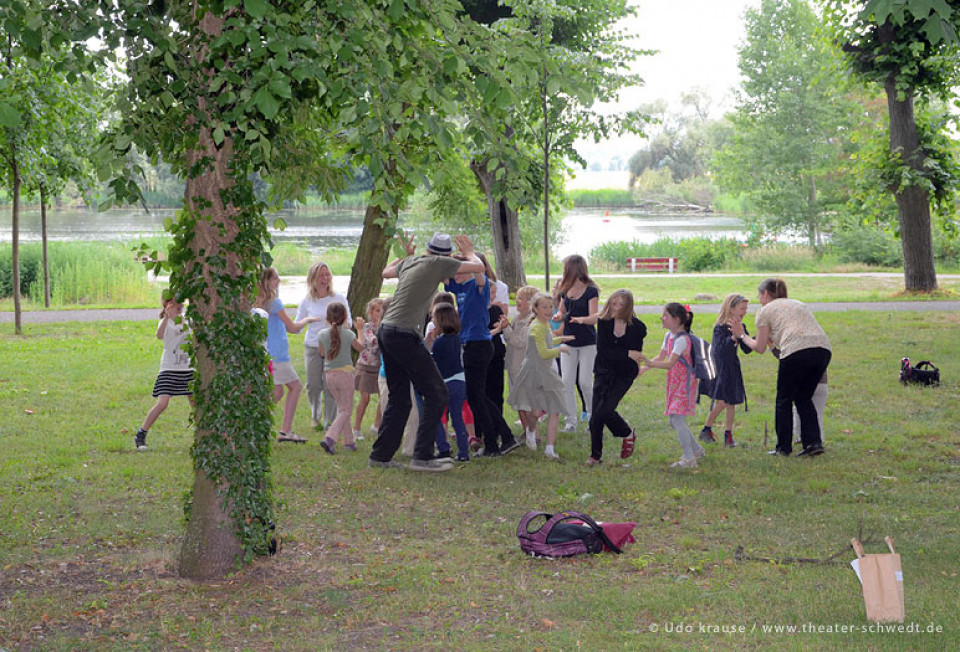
[0,242,158,306]
[568,188,635,207]
[294,192,368,210]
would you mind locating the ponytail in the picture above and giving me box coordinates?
[325,302,347,360]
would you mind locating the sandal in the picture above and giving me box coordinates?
[620,429,636,459]
[278,432,308,444]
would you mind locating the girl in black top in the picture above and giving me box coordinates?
[554,254,600,432]
[587,289,646,465]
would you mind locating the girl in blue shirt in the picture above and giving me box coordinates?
[255,267,320,444]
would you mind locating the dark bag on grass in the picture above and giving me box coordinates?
[517,510,622,558]
[899,358,939,387]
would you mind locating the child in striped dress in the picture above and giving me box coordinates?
[134,298,194,450]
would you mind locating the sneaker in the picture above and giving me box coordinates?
[353,429,364,442]
[343,443,358,452]
[320,437,336,455]
[409,458,455,472]
[768,448,790,457]
[134,429,148,450]
[563,422,577,433]
[585,457,602,467]
[525,431,537,450]
[435,451,453,461]
[500,440,521,455]
[796,445,824,458]
[468,436,482,453]
[699,426,717,443]
[474,448,502,458]
[581,411,589,422]
[724,431,737,448]
[670,456,698,468]
[455,455,470,463]
[544,450,561,461]
[370,424,380,434]
[694,447,706,459]
[368,458,404,469]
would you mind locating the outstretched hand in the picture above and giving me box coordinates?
[453,235,475,258]
[398,230,416,257]
[354,316,365,332]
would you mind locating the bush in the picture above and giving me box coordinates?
[830,226,903,267]
[0,245,42,298]
[589,236,742,272]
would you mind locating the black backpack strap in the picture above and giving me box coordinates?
[560,511,623,554]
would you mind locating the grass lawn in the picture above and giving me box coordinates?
[1,310,959,649]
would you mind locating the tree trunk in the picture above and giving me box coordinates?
[347,203,392,316]
[177,10,245,580]
[11,149,22,335]
[884,78,937,291]
[40,184,50,307]
[469,160,525,291]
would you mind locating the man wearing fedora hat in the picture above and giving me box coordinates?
[369,232,485,472]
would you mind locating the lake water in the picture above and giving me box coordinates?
[2,206,745,261]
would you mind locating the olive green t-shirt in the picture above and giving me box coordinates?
[382,255,462,333]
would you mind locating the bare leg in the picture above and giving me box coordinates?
[546,413,560,447]
[280,380,302,434]
[705,400,727,428]
[723,404,736,432]
[141,395,170,431]
[354,392,371,431]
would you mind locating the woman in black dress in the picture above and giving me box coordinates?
[699,293,751,447]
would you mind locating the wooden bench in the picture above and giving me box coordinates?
[625,257,678,273]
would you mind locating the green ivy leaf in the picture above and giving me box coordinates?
[0,102,20,128]
[244,0,269,19]
[253,86,279,119]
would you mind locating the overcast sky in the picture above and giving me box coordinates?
[576,0,761,165]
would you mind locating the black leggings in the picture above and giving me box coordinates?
[463,340,515,452]
[775,347,831,453]
[589,370,636,460]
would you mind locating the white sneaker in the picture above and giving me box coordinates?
[670,457,698,468]
[545,450,561,461]
[370,424,380,434]
[353,429,364,442]
[563,422,577,433]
